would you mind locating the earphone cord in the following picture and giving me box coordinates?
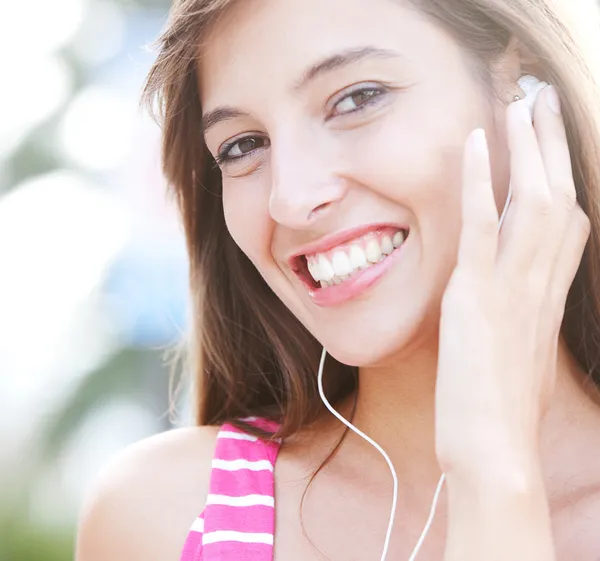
[315,171,514,560]
[317,347,446,561]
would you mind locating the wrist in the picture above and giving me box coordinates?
[443,460,555,561]
[437,421,543,481]
[444,457,546,502]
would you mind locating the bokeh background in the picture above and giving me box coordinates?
[1,0,599,560]
[0,0,188,559]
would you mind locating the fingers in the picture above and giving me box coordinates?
[533,87,575,215]
[456,85,588,309]
[529,86,577,278]
[497,86,583,300]
[549,204,590,319]
[496,96,552,273]
[456,128,498,275]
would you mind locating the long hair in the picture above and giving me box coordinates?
[143,0,600,440]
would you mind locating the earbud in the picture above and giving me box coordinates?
[516,74,550,119]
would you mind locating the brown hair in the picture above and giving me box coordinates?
[143,0,600,440]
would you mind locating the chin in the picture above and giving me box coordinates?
[313,300,435,368]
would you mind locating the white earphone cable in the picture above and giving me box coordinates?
[315,126,512,561]
[316,171,508,559]
[317,347,445,561]
[314,76,545,560]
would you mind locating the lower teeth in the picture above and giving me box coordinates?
[319,256,386,288]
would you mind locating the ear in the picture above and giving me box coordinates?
[490,35,544,98]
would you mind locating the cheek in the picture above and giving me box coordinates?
[344,107,466,239]
[337,103,478,303]
[222,181,274,267]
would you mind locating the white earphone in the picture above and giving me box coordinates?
[316,75,549,561]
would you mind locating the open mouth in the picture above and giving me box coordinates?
[291,226,409,292]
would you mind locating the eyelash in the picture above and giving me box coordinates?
[214,84,388,166]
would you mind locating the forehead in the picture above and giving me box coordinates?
[198,0,457,107]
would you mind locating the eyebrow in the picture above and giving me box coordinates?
[201,106,248,137]
[201,46,401,137]
[293,46,401,92]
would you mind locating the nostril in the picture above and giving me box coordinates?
[307,202,331,222]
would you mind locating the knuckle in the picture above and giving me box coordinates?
[475,215,499,237]
[531,191,554,217]
[520,185,553,217]
[561,186,577,212]
[577,208,591,237]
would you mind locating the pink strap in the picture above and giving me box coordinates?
[180,419,281,561]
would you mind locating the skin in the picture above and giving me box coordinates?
[76,0,600,560]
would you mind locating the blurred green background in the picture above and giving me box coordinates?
[0,0,188,559]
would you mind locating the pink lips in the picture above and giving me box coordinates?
[309,243,406,306]
[288,223,409,308]
[288,223,409,265]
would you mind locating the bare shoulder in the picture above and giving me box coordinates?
[75,425,220,561]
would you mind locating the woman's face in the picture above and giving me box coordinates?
[199,0,514,366]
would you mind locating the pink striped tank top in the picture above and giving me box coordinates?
[179,417,282,561]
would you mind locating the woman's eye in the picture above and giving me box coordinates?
[331,87,385,117]
[217,136,269,165]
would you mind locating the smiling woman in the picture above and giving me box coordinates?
[75,0,600,560]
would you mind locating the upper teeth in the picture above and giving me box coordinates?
[306,230,406,284]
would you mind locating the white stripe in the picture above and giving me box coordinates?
[203,530,273,546]
[240,416,260,422]
[206,493,275,508]
[217,431,258,442]
[190,518,204,533]
[212,459,274,472]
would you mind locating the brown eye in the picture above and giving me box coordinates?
[217,135,270,164]
[332,87,384,116]
[229,137,264,157]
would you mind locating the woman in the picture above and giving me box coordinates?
[76,0,600,559]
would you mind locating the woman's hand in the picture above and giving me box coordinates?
[435,86,590,560]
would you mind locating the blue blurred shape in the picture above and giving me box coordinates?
[103,241,190,347]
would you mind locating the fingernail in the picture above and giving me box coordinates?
[469,128,488,154]
[546,85,561,115]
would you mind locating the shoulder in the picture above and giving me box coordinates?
[75,425,220,561]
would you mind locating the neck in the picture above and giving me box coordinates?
[324,336,600,502]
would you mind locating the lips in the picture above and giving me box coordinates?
[288,223,410,306]
[289,223,408,261]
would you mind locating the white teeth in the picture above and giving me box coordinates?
[307,259,322,281]
[381,236,394,255]
[306,230,407,286]
[393,231,405,248]
[331,251,352,276]
[349,245,368,270]
[317,254,335,281]
[365,239,382,263]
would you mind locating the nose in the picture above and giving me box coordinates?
[268,133,348,229]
